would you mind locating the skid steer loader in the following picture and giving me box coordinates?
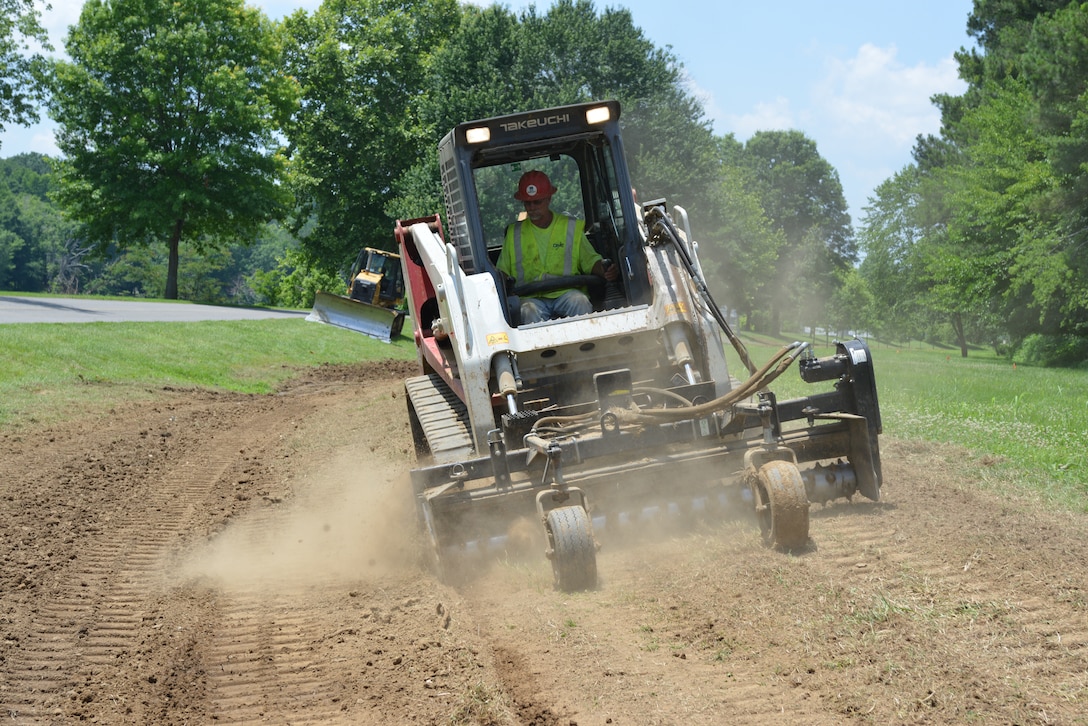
[397,101,882,591]
[307,247,406,341]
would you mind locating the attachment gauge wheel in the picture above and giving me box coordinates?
[545,506,598,592]
[752,460,810,550]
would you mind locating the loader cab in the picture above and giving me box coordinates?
[438,101,651,325]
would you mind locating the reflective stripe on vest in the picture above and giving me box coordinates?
[511,216,577,285]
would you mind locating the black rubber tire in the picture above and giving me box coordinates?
[753,460,810,550]
[546,506,598,592]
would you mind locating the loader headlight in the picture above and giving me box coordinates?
[465,126,491,144]
[585,105,611,125]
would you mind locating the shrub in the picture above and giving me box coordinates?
[248,248,341,308]
[1012,334,1088,368]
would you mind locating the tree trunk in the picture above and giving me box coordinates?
[951,312,968,358]
[165,218,184,300]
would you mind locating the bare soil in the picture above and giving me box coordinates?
[2,361,1086,725]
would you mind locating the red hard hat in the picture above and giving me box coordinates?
[514,170,557,201]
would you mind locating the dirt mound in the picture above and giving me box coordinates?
[1,364,1086,724]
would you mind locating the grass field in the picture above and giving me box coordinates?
[0,318,416,426]
[3,318,1086,511]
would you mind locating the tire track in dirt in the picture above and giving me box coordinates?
[462,522,832,726]
[171,372,482,725]
[0,393,316,723]
[2,442,234,721]
[460,455,1088,726]
[77,450,240,664]
[182,492,503,726]
[6,364,1088,724]
[131,366,518,726]
[203,590,346,725]
[193,499,350,725]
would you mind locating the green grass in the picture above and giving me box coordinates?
[0,318,416,427]
[876,347,1087,497]
[728,333,1088,511]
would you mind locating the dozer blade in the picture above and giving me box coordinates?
[306,291,406,342]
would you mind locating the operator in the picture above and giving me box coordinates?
[496,170,619,324]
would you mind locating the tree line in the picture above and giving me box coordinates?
[2,0,1085,364]
[859,0,1088,364]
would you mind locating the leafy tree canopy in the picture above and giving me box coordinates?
[282,0,460,269]
[739,129,854,334]
[417,0,720,221]
[282,0,726,275]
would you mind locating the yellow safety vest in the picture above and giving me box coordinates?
[499,215,598,298]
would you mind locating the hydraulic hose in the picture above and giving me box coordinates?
[645,207,758,376]
[613,342,807,425]
[526,342,810,440]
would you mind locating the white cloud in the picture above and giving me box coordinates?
[726,97,795,139]
[0,124,58,157]
[27,129,60,157]
[680,72,726,130]
[815,43,964,150]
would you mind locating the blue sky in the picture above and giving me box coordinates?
[7,0,975,226]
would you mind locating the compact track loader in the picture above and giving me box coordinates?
[397,101,882,591]
[307,247,406,341]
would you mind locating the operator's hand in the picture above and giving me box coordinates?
[594,259,620,282]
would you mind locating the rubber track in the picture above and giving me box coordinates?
[405,374,475,463]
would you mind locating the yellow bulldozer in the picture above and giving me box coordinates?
[306,247,407,342]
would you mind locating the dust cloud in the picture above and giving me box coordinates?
[176,448,419,592]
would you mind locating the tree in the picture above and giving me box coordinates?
[857,2,1088,356]
[739,130,854,335]
[47,0,299,299]
[698,144,782,327]
[387,0,723,233]
[917,1,1088,349]
[858,166,929,342]
[0,0,51,145]
[826,267,875,339]
[418,0,695,142]
[0,152,67,291]
[286,0,721,272]
[509,0,722,215]
[1020,5,1088,332]
[282,0,460,269]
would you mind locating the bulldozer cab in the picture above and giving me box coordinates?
[349,247,404,307]
[437,101,651,323]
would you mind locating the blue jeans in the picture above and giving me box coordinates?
[520,289,592,324]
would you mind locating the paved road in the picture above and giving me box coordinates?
[0,296,309,324]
